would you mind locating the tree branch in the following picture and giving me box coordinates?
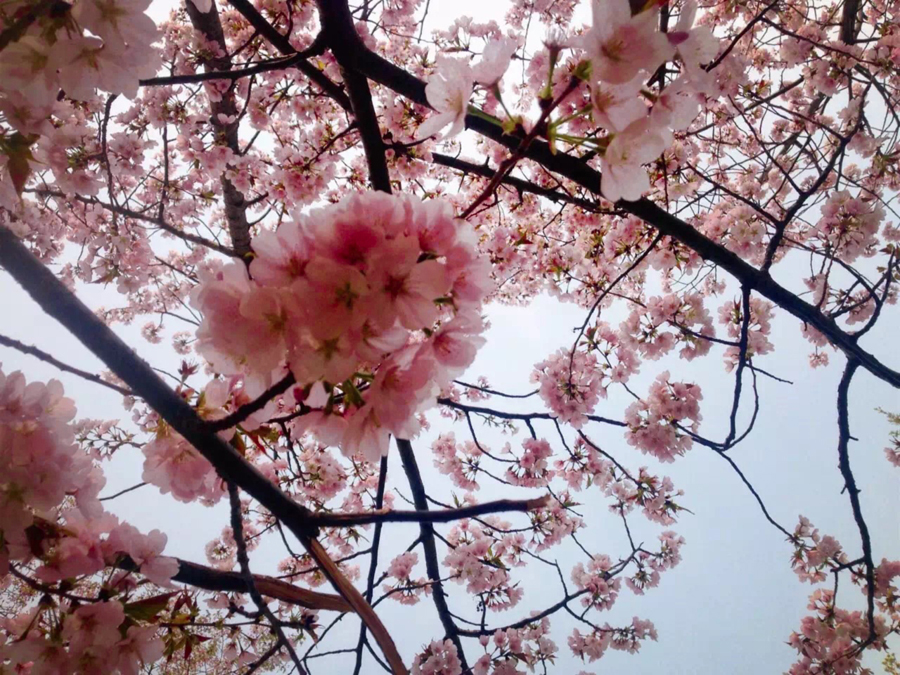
[352,456,388,675]
[835,359,876,643]
[206,372,296,431]
[185,0,254,258]
[228,482,308,674]
[396,438,469,671]
[0,332,132,396]
[118,554,352,612]
[313,495,550,528]
[226,0,353,111]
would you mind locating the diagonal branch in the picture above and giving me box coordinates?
[226,0,352,111]
[206,372,296,431]
[0,332,132,396]
[229,482,308,674]
[126,554,353,612]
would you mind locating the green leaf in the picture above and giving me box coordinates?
[124,591,179,622]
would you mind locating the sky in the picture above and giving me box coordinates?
[1,0,899,673]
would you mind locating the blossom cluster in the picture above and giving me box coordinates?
[624,372,703,463]
[787,588,888,675]
[571,555,621,612]
[809,191,885,263]
[717,296,774,369]
[418,0,723,202]
[443,519,527,612]
[568,616,658,663]
[432,432,482,492]
[473,619,558,674]
[531,348,603,429]
[790,516,849,584]
[412,638,464,675]
[191,191,491,461]
[0,368,176,673]
[383,551,429,605]
[0,0,162,204]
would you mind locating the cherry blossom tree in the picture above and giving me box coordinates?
[0,0,899,673]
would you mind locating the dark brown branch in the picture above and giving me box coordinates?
[117,554,352,612]
[835,359,876,643]
[99,482,148,502]
[229,482,308,674]
[396,438,469,671]
[317,0,392,193]
[313,495,550,528]
[840,0,862,43]
[0,332,132,396]
[186,0,254,259]
[226,0,353,111]
[341,68,392,193]
[206,372,296,431]
[141,54,305,86]
[439,398,627,428]
[432,153,599,211]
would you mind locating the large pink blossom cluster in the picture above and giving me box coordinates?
[191,191,491,461]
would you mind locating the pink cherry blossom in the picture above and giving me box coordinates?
[418,57,474,140]
[581,0,674,85]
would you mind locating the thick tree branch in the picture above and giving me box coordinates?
[341,67,392,193]
[118,554,352,612]
[840,0,861,43]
